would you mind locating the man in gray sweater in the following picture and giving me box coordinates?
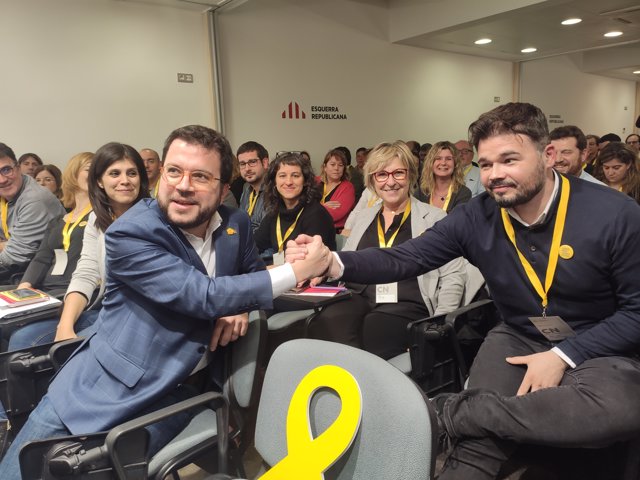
[0,143,65,283]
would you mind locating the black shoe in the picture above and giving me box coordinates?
[0,419,12,460]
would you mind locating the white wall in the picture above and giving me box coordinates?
[1,0,213,166]
[216,0,514,165]
[520,55,637,138]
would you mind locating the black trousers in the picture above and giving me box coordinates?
[438,323,640,479]
[308,293,430,359]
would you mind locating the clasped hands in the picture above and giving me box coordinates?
[285,234,338,285]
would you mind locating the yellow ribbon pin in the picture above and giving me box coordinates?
[259,364,362,480]
[226,227,236,235]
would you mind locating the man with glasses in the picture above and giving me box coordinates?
[455,139,483,197]
[237,141,269,232]
[0,126,331,479]
[0,143,64,283]
[625,133,639,154]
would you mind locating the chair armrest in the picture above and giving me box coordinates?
[444,299,494,330]
[106,391,230,479]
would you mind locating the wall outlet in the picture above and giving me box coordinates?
[177,73,194,83]
[494,96,500,102]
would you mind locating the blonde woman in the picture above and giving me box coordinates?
[416,140,471,212]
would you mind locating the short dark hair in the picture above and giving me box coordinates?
[263,152,320,214]
[34,164,63,198]
[469,102,549,153]
[334,146,351,165]
[598,133,621,144]
[356,147,368,155]
[237,141,269,160]
[549,125,587,150]
[586,134,600,144]
[162,125,234,184]
[625,133,639,143]
[90,142,150,232]
[321,148,350,183]
[18,153,43,166]
[0,143,17,163]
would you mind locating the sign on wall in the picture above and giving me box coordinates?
[282,101,348,120]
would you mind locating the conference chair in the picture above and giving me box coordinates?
[16,311,267,480]
[388,299,499,395]
[210,338,438,479]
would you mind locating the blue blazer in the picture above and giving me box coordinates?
[48,200,272,433]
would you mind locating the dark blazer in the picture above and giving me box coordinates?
[48,200,272,433]
[415,185,472,213]
[338,175,640,366]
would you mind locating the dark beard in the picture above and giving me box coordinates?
[489,162,546,208]
[158,196,217,230]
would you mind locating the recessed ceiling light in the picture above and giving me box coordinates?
[561,18,582,25]
[634,70,640,74]
[521,47,537,53]
[474,38,492,45]
[604,31,623,37]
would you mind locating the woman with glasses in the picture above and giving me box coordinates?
[416,141,471,212]
[254,152,336,264]
[8,143,149,349]
[308,141,466,359]
[318,148,355,233]
[34,164,63,201]
[597,142,640,203]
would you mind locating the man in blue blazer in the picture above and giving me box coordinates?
[0,125,331,479]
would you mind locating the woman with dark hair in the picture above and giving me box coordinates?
[597,142,640,203]
[253,152,336,263]
[34,164,63,200]
[8,143,149,349]
[416,141,471,212]
[18,153,43,177]
[318,148,355,232]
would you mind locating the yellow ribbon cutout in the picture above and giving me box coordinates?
[62,205,93,252]
[430,183,453,212]
[247,189,258,216]
[259,365,362,480]
[0,198,9,240]
[377,201,411,248]
[500,175,570,314]
[276,208,304,252]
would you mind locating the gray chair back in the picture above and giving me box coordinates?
[255,339,437,479]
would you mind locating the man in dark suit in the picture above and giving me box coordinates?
[289,103,640,479]
[0,125,330,479]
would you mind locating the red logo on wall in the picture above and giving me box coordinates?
[282,101,306,119]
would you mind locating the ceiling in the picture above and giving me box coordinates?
[122,0,640,82]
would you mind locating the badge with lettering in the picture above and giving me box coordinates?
[50,249,68,276]
[529,316,576,342]
[375,282,398,303]
[272,251,285,266]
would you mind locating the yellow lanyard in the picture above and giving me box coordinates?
[152,181,160,198]
[367,194,379,208]
[276,208,304,252]
[247,189,258,216]
[62,205,93,252]
[377,201,411,248]
[500,175,570,314]
[321,182,339,204]
[463,164,473,176]
[0,198,9,240]
[430,184,453,212]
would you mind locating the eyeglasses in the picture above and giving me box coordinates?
[162,166,221,191]
[372,168,408,182]
[627,140,639,145]
[458,149,474,155]
[0,165,16,178]
[238,158,260,169]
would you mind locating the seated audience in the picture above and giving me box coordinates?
[17,153,43,177]
[318,148,355,232]
[416,140,472,211]
[597,142,640,203]
[455,140,483,196]
[625,133,639,154]
[308,141,465,359]
[140,148,161,197]
[34,164,63,200]
[0,144,65,282]
[237,141,269,232]
[8,143,149,350]
[254,152,336,262]
[5,153,93,300]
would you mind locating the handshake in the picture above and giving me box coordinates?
[285,234,340,285]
